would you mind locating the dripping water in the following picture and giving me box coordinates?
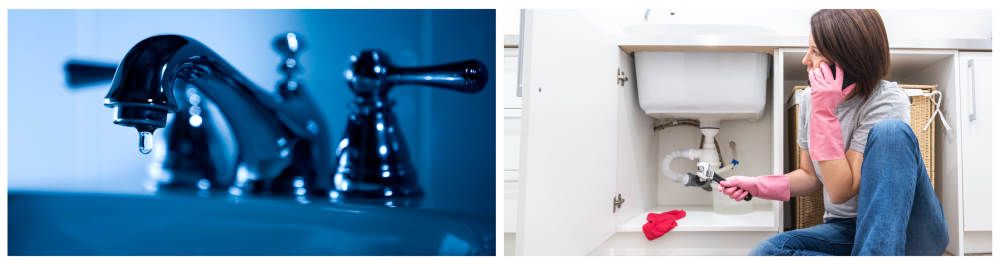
[138,129,154,154]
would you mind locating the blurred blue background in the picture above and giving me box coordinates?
[7,9,496,217]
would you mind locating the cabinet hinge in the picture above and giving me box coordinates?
[613,194,624,213]
[617,68,628,86]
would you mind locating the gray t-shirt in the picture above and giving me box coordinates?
[797,80,911,222]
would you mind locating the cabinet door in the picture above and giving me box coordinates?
[504,49,522,109]
[959,52,991,231]
[516,9,619,255]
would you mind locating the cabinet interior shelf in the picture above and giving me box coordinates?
[617,204,777,232]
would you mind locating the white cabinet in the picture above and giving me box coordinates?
[515,9,620,256]
[512,9,990,256]
[780,48,992,255]
[504,48,522,109]
[503,45,522,255]
[515,9,782,256]
[958,51,992,254]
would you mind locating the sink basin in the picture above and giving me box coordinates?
[622,24,775,121]
[634,51,771,121]
[623,23,776,36]
[8,191,495,255]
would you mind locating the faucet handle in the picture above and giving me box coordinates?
[346,50,489,96]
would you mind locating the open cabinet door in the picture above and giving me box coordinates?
[516,9,619,255]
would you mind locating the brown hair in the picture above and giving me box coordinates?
[810,9,890,101]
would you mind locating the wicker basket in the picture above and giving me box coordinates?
[786,84,937,230]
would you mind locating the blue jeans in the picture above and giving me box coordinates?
[750,119,949,256]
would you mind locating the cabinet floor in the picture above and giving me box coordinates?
[617,204,777,232]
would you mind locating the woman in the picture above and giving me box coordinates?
[716,9,949,256]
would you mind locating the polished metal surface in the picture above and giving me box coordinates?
[334,50,488,199]
[969,59,977,121]
[517,9,525,97]
[64,60,117,87]
[104,34,332,196]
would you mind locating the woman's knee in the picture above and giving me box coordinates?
[748,234,788,256]
[867,119,916,145]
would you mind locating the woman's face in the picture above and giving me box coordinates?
[802,32,830,72]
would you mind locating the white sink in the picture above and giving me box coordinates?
[624,23,773,121]
[623,23,776,36]
[634,51,771,121]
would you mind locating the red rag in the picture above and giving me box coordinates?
[642,210,686,241]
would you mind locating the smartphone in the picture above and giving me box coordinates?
[807,63,855,90]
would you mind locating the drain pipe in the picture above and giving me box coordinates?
[660,148,702,184]
[661,118,740,187]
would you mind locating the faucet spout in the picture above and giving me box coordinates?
[105,35,331,193]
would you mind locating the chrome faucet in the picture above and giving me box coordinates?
[104,34,332,195]
[333,51,488,199]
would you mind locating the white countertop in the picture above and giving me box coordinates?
[504,34,992,52]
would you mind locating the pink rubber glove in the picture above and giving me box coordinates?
[808,61,855,161]
[716,175,790,202]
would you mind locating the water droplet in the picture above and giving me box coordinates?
[138,130,154,154]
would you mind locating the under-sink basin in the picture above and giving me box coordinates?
[622,24,774,121]
[623,23,777,36]
[8,191,495,255]
[634,51,771,121]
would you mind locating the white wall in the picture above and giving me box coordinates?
[504,9,521,35]
[505,9,991,39]
[583,9,991,39]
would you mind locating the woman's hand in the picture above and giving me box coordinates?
[807,61,863,203]
[717,175,790,202]
[808,61,855,161]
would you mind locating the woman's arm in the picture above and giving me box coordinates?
[790,147,823,197]
[817,149,864,204]
[718,146,820,201]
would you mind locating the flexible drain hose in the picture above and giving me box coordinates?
[661,149,698,183]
